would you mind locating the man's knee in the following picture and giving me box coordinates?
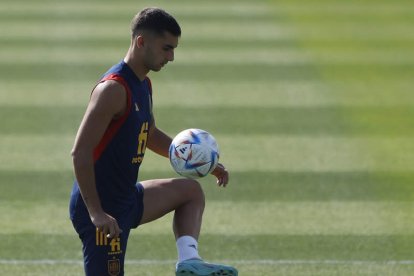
[181,178,205,207]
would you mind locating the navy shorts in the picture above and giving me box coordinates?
[71,183,144,276]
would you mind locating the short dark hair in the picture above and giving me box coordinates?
[131,7,181,38]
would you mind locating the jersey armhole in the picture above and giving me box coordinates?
[92,74,132,161]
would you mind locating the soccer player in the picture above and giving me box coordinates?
[69,7,238,276]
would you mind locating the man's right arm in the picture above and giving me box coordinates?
[71,80,126,238]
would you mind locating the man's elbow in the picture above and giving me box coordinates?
[71,146,93,168]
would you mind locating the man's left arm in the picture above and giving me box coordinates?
[147,121,171,158]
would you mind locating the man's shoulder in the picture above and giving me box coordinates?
[91,80,128,117]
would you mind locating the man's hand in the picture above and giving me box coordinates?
[90,211,123,239]
[211,163,229,187]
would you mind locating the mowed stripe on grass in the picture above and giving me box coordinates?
[1,261,414,276]
[2,232,414,260]
[2,170,414,202]
[1,200,413,235]
[2,105,414,136]
[2,79,413,107]
[1,134,413,172]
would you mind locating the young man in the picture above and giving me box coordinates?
[69,7,238,276]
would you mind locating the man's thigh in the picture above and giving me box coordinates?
[139,178,203,225]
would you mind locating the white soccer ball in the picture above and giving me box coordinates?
[169,128,220,179]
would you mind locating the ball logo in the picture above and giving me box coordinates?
[176,144,191,160]
[169,129,219,179]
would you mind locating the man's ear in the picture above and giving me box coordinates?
[136,35,145,48]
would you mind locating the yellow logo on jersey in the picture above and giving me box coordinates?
[132,122,149,164]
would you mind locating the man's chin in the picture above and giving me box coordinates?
[151,66,162,72]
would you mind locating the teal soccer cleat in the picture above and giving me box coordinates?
[175,259,238,276]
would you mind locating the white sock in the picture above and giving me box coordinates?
[176,235,201,263]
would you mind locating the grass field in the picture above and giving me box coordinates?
[1,0,414,275]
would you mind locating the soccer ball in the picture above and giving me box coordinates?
[169,128,219,179]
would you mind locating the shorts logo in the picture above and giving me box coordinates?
[108,258,120,276]
[96,228,108,246]
[110,238,121,254]
[95,228,123,255]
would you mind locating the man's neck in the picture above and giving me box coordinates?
[124,50,148,81]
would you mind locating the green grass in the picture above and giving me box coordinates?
[1,0,414,275]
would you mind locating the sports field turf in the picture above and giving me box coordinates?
[1,0,414,275]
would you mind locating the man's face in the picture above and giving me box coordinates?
[142,31,179,72]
